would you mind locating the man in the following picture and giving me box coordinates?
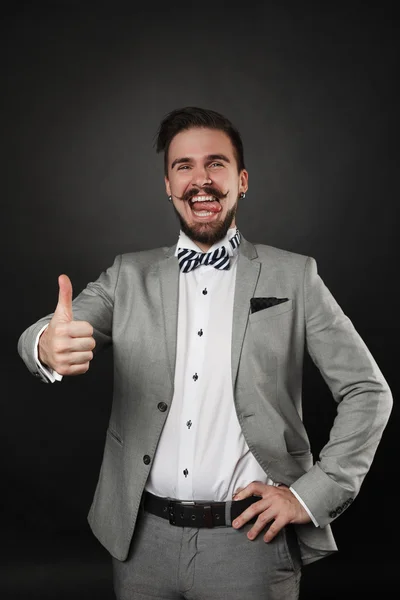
[18,107,392,599]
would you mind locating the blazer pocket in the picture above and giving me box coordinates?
[249,299,293,323]
[106,427,123,446]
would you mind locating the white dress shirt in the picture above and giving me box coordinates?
[146,228,275,501]
[34,228,317,523]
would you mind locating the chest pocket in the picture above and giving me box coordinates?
[248,299,293,324]
[245,299,295,375]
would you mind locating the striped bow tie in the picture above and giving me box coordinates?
[177,230,241,273]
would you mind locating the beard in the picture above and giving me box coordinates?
[172,186,239,247]
[173,202,238,247]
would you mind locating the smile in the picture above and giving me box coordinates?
[190,195,218,204]
[187,195,222,218]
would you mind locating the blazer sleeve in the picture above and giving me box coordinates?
[290,256,392,527]
[17,255,122,382]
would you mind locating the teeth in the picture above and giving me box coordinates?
[190,195,215,203]
[193,211,213,216]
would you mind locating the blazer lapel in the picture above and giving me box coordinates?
[157,244,179,386]
[231,238,260,387]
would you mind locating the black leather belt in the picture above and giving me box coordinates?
[143,491,262,528]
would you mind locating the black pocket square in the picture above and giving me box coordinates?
[250,297,289,314]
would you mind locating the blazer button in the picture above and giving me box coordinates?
[157,402,168,412]
[143,455,151,465]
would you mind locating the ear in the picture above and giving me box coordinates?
[239,169,249,194]
[165,176,171,196]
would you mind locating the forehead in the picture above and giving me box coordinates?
[168,127,235,161]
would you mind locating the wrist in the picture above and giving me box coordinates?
[38,328,50,368]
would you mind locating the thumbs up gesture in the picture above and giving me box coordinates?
[38,275,96,376]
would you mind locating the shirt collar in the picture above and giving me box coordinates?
[174,227,239,257]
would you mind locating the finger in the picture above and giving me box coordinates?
[66,320,94,338]
[53,347,93,366]
[247,508,276,540]
[233,480,268,500]
[54,275,73,322]
[69,337,96,352]
[263,517,286,543]
[232,487,245,498]
[232,499,267,529]
[67,350,94,365]
[55,362,91,376]
[53,336,95,354]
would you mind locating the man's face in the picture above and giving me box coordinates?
[165,127,248,250]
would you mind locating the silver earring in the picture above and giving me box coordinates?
[240,192,246,199]
[168,195,172,202]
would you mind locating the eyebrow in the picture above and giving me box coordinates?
[171,153,231,170]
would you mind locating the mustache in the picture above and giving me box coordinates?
[176,186,229,203]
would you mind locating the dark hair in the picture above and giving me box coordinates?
[155,106,245,175]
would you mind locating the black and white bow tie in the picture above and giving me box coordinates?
[177,230,241,273]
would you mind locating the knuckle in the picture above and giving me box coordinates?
[268,521,281,535]
[250,506,259,518]
[247,483,255,494]
[258,512,268,524]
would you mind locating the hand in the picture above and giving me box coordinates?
[232,481,311,543]
[38,274,95,375]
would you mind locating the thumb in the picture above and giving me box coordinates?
[53,274,73,322]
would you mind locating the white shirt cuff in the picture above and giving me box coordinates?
[289,486,319,527]
[34,324,63,382]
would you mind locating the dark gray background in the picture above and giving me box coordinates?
[2,2,398,599]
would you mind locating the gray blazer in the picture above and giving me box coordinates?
[18,237,392,565]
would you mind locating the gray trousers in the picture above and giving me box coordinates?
[112,506,302,600]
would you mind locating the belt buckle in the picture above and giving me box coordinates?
[184,502,213,528]
[168,500,195,526]
[168,500,214,527]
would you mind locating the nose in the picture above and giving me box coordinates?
[190,165,212,187]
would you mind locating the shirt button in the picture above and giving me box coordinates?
[202,288,208,295]
[192,373,198,381]
[197,329,203,336]
[157,402,168,412]
[143,455,151,465]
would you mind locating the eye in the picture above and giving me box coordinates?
[177,165,191,170]
[209,162,223,168]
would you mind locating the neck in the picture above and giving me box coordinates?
[193,241,214,252]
